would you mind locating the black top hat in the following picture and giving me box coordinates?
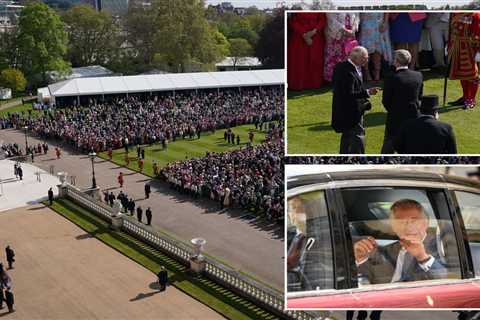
[420,95,441,113]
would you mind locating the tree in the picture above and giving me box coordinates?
[124,2,158,72]
[310,0,336,9]
[0,68,27,95]
[17,2,69,85]
[0,28,19,71]
[228,38,252,70]
[62,4,120,67]
[255,8,284,69]
[152,0,225,72]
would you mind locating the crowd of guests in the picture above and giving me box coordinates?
[0,143,21,158]
[0,87,283,153]
[285,156,480,165]
[160,134,284,222]
[288,12,451,90]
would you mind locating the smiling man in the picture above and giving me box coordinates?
[354,199,448,284]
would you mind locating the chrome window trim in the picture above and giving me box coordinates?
[287,278,480,299]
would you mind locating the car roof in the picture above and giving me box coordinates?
[287,169,480,190]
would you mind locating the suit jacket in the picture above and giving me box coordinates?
[394,115,457,154]
[358,236,447,285]
[331,61,369,133]
[382,69,423,137]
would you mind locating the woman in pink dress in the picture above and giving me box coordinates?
[324,12,360,82]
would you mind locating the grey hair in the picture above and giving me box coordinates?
[394,49,412,67]
[349,46,368,60]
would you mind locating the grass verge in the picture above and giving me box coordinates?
[47,198,280,320]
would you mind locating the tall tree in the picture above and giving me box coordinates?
[17,2,69,85]
[124,2,158,72]
[152,0,226,72]
[62,4,120,67]
[255,8,284,69]
[0,28,19,70]
[228,38,252,70]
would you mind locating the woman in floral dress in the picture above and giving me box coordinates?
[359,12,392,82]
[324,12,360,82]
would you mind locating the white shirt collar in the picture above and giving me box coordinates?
[396,66,409,71]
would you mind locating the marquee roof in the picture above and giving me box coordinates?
[48,69,284,98]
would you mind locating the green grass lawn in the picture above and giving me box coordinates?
[0,103,41,117]
[99,123,268,175]
[287,71,479,154]
[48,198,280,320]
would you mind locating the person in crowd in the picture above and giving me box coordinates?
[137,206,143,223]
[0,267,13,313]
[354,199,448,284]
[448,12,480,109]
[331,46,380,154]
[394,95,457,154]
[118,172,124,188]
[145,207,152,226]
[359,12,392,82]
[157,266,168,291]
[324,12,360,82]
[17,166,22,181]
[381,49,423,153]
[48,187,54,205]
[108,192,115,207]
[144,182,151,199]
[128,198,135,216]
[287,12,327,90]
[5,246,14,270]
[389,13,427,70]
[425,13,450,68]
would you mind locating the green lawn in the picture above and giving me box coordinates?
[287,71,479,154]
[0,103,41,117]
[48,198,280,320]
[99,123,268,175]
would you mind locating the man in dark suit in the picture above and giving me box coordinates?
[48,187,54,206]
[5,246,14,270]
[331,46,380,154]
[394,95,457,154]
[381,49,423,153]
[355,199,447,284]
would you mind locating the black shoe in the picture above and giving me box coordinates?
[449,97,464,106]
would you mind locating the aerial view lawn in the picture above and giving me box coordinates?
[99,123,268,176]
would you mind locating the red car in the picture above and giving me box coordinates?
[286,169,480,309]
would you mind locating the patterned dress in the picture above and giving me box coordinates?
[359,13,392,62]
[324,13,360,82]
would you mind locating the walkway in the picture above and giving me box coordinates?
[0,204,224,319]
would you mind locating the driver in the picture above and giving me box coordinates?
[355,199,447,284]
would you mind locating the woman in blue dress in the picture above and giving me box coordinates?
[359,12,392,81]
[389,13,427,69]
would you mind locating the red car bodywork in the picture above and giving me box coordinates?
[288,281,480,308]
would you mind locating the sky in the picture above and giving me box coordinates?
[206,0,471,9]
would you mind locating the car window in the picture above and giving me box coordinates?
[454,191,480,277]
[287,191,334,292]
[341,187,462,287]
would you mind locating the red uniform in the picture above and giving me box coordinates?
[448,13,480,108]
[287,12,326,91]
[118,173,124,188]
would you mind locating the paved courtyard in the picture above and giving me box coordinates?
[0,204,224,319]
